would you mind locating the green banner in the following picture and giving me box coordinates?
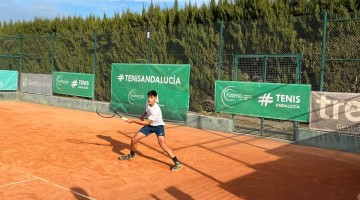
[215,81,311,122]
[0,70,18,91]
[111,63,190,121]
[53,72,94,98]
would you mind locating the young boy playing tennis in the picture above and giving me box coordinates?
[119,90,183,172]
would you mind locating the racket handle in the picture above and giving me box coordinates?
[122,117,128,121]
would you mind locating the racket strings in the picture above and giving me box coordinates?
[96,105,116,118]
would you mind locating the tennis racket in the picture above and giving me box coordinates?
[96,104,128,121]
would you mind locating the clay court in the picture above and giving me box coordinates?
[1,101,360,200]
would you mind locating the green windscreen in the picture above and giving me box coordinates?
[215,81,311,122]
[0,70,18,90]
[53,72,94,98]
[111,63,190,122]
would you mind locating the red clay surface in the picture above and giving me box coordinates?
[1,101,360,200]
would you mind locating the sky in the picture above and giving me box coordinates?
[0,0,211,23]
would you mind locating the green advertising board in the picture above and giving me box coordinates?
[0,70,18,91]
[215,81,311,122]
[53,72,94,98]
[111,63,190,121]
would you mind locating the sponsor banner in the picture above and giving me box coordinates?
[310,91,360,134]
[111,63,190,121]
[215,81,311,122]
[20,73,52,95]
[53,72,94,98]
[0,70,18,91]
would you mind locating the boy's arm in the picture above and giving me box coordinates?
[127,111,152,125]
[127,118,153,126]
[139,112,147,121]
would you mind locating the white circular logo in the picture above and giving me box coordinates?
[221,86,242,108]
[56,75,69,90]
[128,89,145,104]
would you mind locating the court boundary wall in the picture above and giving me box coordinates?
[1,92,359,153]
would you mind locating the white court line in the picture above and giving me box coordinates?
[0,163,96,200]
[0,178,38,188]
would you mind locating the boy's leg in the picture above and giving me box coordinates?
[131,131,146,151]
[157,136,175,158]
[157,136,183,171]
[119,131,146,160]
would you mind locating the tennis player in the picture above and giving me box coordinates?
[119,90,183,172]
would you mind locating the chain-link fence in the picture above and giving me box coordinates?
[230,54,301,139]
[23,34,52,74]
[0,35,22,71]
[1,12,359,139]
[218,14,323,139]
[150,23,220,112]
[322,12,360,92]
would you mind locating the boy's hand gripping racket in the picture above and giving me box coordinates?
[96,104,128,121]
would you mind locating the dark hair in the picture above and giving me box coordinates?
[147,90,157,97]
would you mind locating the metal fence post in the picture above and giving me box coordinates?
[294,54,301,140]
[19,34,24,73]
[51,32,55,73]
[233,54,237,81]
[260,56,269,136]
[320,11,327,92]
[296,54,302,84]
[93,29,97,101]
[218,21,224,80]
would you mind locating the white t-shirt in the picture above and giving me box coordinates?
[146,102,165,126]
